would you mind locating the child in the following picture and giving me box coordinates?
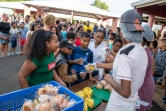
[75,32,81,46]
[18,29,66,88]
[69,32,96,85]
[108,32,116,50]
[110,38,123,58]
[27,23,41,43]
[88,29,107,77]
[61,25,67,40]
[9,22,19,57]
[88,29,107,63]
[66,31,76,45]
[154,38,166,82]
[19,22,28,54]
[55,40,77,86]
[150,40,158,57]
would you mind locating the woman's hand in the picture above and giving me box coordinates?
[53,70,67,87]
[59,81,67,87]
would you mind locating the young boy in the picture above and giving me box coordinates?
[9,22,19,57]
[55,40,77,87]
[19,22,28,54]
[155,39,166,104]
[154,38,166,78]
[66,31,76,45]
[61,25,67,40]
[69,32,96,85]
[110,38,123,58]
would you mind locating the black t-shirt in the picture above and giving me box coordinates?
[0,22,11,34]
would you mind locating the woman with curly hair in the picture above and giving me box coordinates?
[18,29,66,88]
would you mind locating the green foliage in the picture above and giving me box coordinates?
[91,0,109,11]
[0,0,30,2]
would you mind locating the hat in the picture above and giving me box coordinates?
[142,24,154,41]
[120,10,143,32]
[60,40,74,49]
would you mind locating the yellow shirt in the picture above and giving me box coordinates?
[84,25,93,33]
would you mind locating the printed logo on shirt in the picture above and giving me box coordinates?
[86,52,89,56]
[48,62,56,70]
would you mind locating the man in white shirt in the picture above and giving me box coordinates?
[24,15,31,29]
[103,10,148,111]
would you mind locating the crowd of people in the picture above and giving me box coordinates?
[0,9,166,111]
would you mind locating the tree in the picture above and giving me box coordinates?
[91,0,109,11]
[0,0,30,1]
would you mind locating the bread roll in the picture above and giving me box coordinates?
[60,98,69,109]
[53,94,64,107]
[66,101,75,108]
[38,95,51,104]
[22,100,35,111]
[38,88,46,96]
[45,84,58,95]
[39,102,51,111]
[100,80,107,86]
[96,83,103,89]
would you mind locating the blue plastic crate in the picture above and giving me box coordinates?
[0,81,84,111]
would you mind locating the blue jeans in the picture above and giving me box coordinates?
[0,32,9,44]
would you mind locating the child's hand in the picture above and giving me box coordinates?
[71,69,76,74]
[75,58,84,65]
[71,69,78,81]
[80,72,86,79]
[89,76,97,83]
[73,75,78,81]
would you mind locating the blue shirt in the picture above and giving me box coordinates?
[61,31,67,40]
[69,46,93,74]
[20,28,28,39]
[155,49,166,76]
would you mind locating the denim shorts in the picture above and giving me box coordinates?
[0,32,9,44]
[11,40,17,48]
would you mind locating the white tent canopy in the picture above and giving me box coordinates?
[22,0,120,19]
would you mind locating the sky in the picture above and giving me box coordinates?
[33,0,140,16]
[78,0,140,16]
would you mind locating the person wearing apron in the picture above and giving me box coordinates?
[103,10,148,111]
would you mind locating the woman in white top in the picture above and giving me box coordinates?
[104,10,148,111]
[90,10,148,111]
